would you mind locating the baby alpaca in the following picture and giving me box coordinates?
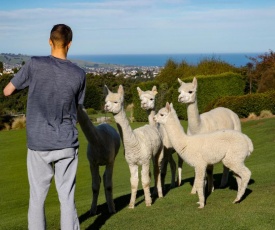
[154,103,252,208]
[178,77,242,192]
[137,86,182,188]
[104,85,163,208]
[77,105,120,214]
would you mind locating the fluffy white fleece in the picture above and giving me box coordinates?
[104,85,163,209]
[137,86,183,188]
[178,77,242,193]
[154,102,252,208]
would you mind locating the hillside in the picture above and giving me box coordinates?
[0,53,120,69]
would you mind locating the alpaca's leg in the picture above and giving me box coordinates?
[177,156,183,187]
[233,172,241,192]
[160,153,168,190]
[220,165,230,188]
[103,163,116,214]
[206,165,214,193]
[90,164,101,215]
[194,166,206,208]
[129,165,139,209]
[168,152,176,188]
[230,165,251,203]
[141,163,152,206]
[153,152,163,198]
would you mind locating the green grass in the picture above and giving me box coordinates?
[0,118,275,229]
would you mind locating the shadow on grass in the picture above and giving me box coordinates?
[79,174,254,229]
[79,189,144,230]
[178,172,254,203]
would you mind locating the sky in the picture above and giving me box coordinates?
[1,0,275,55]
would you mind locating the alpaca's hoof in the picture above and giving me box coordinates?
[219,183,227,189]
[108,208,116,214]
[146,203,152,207]
[128,203,135,209]
[191,190,197,195]
[197,202,205,208]
[233,198,240,204]
[208,186,214,193]
[170,182,176,189]
[145,198,152,207]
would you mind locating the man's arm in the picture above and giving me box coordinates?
[3,82,16,96]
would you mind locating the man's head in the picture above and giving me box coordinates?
[49,24,73,49]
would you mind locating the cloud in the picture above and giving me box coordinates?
[1,1,275,54]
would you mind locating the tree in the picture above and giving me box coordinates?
[248,50,275,93]
[0,61,3,73]
[83,84,101,110]
[155,59,178,85]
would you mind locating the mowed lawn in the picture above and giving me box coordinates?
[0,117,275,230]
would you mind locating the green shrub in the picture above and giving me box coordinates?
[171,72,245,120]
[208,90,275,118]
[85,108,97,115]
[133,72,245,121]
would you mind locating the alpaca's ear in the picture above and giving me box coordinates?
[137,87,142,96]
[170,103,174,110]
[118,85,124,96]
[152,86,158,95]
[104,85,111,95]
[178,78,184,85]
[165,102,170,111]
[192,77,198,89]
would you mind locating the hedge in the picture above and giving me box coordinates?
[207,90,275,118]
[133,72,245,121]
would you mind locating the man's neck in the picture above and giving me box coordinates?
[51,49,68,60]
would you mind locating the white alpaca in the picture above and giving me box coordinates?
[104,85,163,208]
[77,105,120,214]
[137,86,183,188]
[154,103,252,208]
[178,77,242,193]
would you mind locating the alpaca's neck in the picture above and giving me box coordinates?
[187,99,201,133]
[114,108,138,147]
[78,109,102,146]
[147,109,156,126]
[163,111,188,157]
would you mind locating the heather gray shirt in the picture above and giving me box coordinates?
[11,55,86,151]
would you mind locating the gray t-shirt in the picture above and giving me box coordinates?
[11,55,86,151]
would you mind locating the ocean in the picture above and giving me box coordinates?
[68,53,260,67]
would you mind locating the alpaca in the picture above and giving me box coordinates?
[104,85,163,208]
[154,103,252,208]
[178,77,242,193]
[137,86,183,188]
[77,105,120,214]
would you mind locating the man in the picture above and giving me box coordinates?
[3,24,86,230]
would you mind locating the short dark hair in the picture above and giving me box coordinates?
[50,24,73,48]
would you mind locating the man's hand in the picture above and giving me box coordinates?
[3,82,16,96]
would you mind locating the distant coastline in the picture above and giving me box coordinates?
[68,53,260,67]
[1,52,261,68]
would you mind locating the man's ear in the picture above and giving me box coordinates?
[67,41,72,49]
[49,38,53,47]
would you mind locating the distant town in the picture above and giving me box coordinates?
[0,53,163,79]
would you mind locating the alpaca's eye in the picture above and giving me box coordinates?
[188,91,193,94]
[114,101,118,104]
[150,98,153,101]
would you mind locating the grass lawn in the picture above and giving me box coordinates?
[0,117,275,230]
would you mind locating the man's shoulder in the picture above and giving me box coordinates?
[68,62,86,76]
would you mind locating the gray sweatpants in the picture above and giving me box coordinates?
[27,148,80,230]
